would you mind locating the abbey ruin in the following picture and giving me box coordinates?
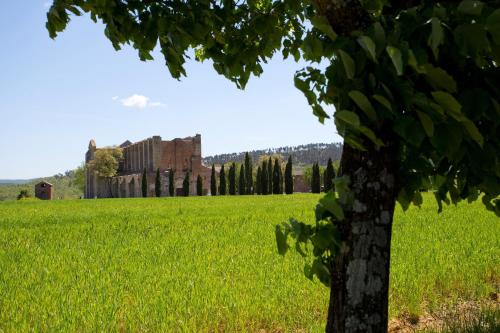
[85,134,212,198]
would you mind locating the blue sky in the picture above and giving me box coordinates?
[0,1,340,179]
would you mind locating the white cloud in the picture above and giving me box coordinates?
[44,1,52,8]
[113,94,165,109]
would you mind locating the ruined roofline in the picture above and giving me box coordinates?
[90,134,202,150]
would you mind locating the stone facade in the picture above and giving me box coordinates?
[85,134,212,198]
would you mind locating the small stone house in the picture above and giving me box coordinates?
[35,181,53,200]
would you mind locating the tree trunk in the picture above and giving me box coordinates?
[326,138,399,333]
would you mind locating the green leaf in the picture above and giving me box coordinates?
[335,110,360,128]
[412,191,423,207]
[462,119,484,147]
[416,111,434,137]
[381,83,395,101]
[348,90,377,121]
[319,192,344,220]
[373,94,393,112]
[454,24,490,58]
[310,15,337,41]
[431,91,463,120]
[373,22,386,53]
[357,36,378,63]
[311,259,331,286]
[407,50,422,72]
[394,116,426,147]
[386,46,403,75]
[338,50,355,79]
[359,126,384,148]
[486,9,500,45]
[275,225,288,255]
[422,64,457,93]
[428,17,444,59]
[457,0,484,16]
[311,224,340,251]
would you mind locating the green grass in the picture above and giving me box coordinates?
[0,194,498,332]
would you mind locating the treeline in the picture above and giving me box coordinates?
[210,153,294,196]
[203,142,343,166]
[190,154,337,197]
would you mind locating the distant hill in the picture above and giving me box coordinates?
[0,179,33,185]
[203,142,343,166]
[0,171,83,201]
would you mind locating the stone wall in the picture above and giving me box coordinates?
[85,134,212,198]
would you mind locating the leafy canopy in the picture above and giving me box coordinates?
[87,148,123,179]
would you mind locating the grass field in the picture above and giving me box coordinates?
[0,194,498,332]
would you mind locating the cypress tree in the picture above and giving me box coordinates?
[267,156,273,194]
[256,166,262,195]
[261,160,268,195]
[324,158,335,192]
[182,172,190,196]
[210,164,217,196]
[244,152,253,194]
[238,164,246,195]
[312,162,321,193]
[228,162,236,195]
[196,174,203,196]
[279,162,284,194]
[285,156,293,194]
[168,168,175,196]
[272,158,281,194]
[219,164,226,195]
[155,168,162,197]
[142,168,148,197]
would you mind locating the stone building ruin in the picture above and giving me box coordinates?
[85,134,212,198]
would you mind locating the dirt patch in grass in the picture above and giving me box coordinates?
[389,296,499,332]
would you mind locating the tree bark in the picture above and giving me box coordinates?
[326,138,399,332]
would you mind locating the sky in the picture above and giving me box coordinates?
[0,1,341,179]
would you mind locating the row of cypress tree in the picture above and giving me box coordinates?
[141,155,336,197]
[310,158,336,193]
[141,168,204,197]
[211,152,257,196]
[211,154,295,196]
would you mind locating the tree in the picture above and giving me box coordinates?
[73,162,86,194]
[278,162,284,194]
[311,162,321,193]
[168,169,175,197]
[244,152,253,194]
[17,190,30,200]
[285,156,293,194]
[272,158,282,194]
[196,174,203,196]
[210,164,217,196]
[267,156,273,195]
[324,158,335,192]
[239,164,246,195]
[87,147,123,198]
[155,168,162,197]
[256,166,262,195]
[261,161,268,196]
[48,2,500,331]
[142,168,148,197]
[182,172,190,197]
[219,164,226,196]
[228,163,236,195]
